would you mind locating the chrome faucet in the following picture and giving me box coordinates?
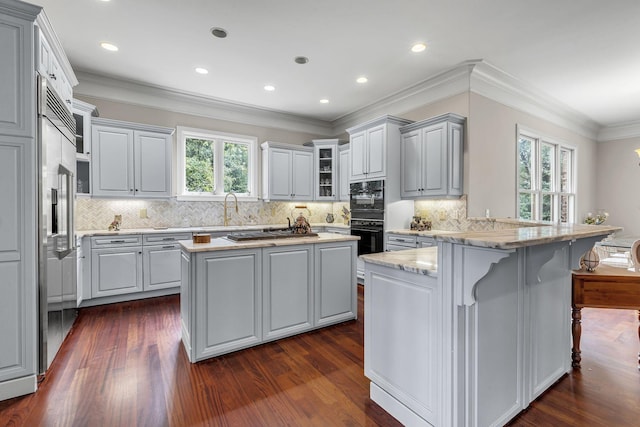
[223,192,238,226]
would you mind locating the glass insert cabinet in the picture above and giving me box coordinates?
[307,139,347,201]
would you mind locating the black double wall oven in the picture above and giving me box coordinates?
[350,180,384,256]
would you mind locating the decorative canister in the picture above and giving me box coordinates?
[326,213,335,223]
[581,248,600,272]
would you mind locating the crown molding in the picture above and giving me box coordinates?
[597,120,640,141]
[332,63,473,133]
[74,70,334,136]
[468,60,600,140]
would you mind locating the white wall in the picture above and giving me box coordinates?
[466,93,598,220]
[596,137,640,237]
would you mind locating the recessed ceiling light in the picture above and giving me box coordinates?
[411,43,427,53]
[264,85,275,92]
[356,76,368,84]
[100,42,118,52]
[294,56,309,64]
[195,67,209,75]
[319,99,329,104]
[211,27,228,38]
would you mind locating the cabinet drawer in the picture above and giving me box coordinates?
[417,237,436,247]
[143,233,191,245]
[387,234,417,245]
[91,235,142,248]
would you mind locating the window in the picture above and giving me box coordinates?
[517,126,575,223]
[177,126,258,200]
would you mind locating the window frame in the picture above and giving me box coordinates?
[176,126,259,201]
[516,125,576,223]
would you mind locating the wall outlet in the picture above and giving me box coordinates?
[139,208,148,219]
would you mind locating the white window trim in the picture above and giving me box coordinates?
[176,126,259,201]
[516,125,577,223]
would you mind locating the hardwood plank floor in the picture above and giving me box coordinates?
[1,289,639,426]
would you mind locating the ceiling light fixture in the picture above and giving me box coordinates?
[356,76,368,84]
[411,43,427,53]
[195,67,209,75]
[100,42,119,52]
[211,27,228,38]
[294,56,309,64]
[264,85,275,92]
[319,99,329,104]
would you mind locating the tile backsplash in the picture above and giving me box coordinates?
[76,198,350,231]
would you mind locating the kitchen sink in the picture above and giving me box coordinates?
[226,230,318,242]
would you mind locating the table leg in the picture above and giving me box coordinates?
[572,307,582,368]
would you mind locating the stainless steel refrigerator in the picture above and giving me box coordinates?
[36,74,77,374]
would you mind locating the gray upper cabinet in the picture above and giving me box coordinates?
[346,116,413,182]
[400,113,465,199]
[261,141,314,201]
[339,144,350,201]
[91,118,174,198]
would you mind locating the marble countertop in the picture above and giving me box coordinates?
[360,247,438,276]
[388,224,620,249]
[77,222,349,238]
[180,232,359,253]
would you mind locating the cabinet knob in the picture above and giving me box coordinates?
[130,189,134,192]
[66,99,71,104]
[49,73,57,80]
[135,189,139,192]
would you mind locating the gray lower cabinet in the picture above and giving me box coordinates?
[142,233,190,291]
[315,242,357,326]
[182,239,358,362]
[91,244,143,298]
[194,248,262,360]
[263,245,313,340]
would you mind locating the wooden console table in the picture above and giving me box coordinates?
[571,264,640,369]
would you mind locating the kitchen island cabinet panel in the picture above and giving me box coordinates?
[263,246,313,340]
[196,249,262,361]
[315,242,357,325]
[365,265,441,426]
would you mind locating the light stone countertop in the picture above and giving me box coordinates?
[360,247,438,276]
[388,224,620,249]
[77,222,349,238]
[179,232,359,253]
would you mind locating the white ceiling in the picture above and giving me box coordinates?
[33,0,640,129]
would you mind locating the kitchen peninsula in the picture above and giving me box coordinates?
[179,232,358,362]
[361,224,620,427]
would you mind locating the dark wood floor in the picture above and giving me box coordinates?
[1,288,639,426]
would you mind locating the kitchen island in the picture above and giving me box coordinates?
[361,224,620,427]
[179,232,359,362]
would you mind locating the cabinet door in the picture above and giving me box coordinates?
[268,148,292,199]
[292,150,313,200]
[263,246,313,340]
[195,249,261,360]
[143,244,182,291]
[91,247,143,298]
[366,124,386,179]
[315,145,337,201]
[134,131,171,197]
[422,123,447,196]
[315,242,357,325]
[400,130,422,198]
[349,131,367,181]
[92,126,134,197]
[339,148,350,201]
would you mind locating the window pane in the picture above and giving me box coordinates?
[519,192,532,219]
[542,193,553,221]
[559,148,571,193]
[541,143,554,191]
[518,137,532,190]
[185,138,214,192]
[223,142,249,193]
[560,194,570,223]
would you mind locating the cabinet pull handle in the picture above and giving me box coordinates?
[162,237,175,241]
[110,240,125,243]
[162,245,175,249]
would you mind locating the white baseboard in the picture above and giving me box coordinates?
[0,375,37,402]
[370,382,431,427]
